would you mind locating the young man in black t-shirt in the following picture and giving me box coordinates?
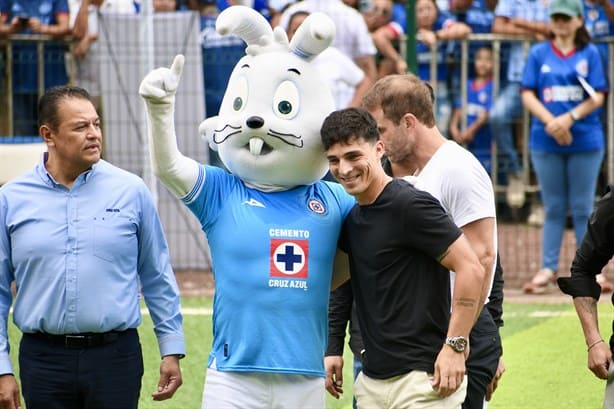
[321,107,486,408]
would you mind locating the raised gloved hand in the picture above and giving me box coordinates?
[138,54,198,198]
[139,54,184,106]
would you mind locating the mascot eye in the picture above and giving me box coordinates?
[278,100,292,115]
[233,97,243,111]
[224,76,248,113]
[273,81,299,119]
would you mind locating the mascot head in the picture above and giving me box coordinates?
[199,6,336,190]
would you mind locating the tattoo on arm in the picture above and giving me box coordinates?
[455,297,476,308]
[577,297,597,316]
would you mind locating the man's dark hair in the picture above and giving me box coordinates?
[320,108,379,151]
[38,86,94,131]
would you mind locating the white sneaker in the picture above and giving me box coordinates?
[506,174,526,209]
[523,268,557,294]
[527,204,545,227]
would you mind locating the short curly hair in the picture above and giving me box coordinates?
[320,108,379,151]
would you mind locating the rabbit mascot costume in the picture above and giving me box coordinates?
[139,6,354,408]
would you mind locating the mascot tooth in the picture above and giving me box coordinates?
[139,5,355,408]
[249,137,264,156]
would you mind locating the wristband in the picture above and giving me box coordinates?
[569,109,580,122]
[587,339,604,351]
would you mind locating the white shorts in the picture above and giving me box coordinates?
[202,367,325,409]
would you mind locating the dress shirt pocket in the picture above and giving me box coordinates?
[93,215,137,263]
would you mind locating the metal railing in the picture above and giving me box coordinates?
[0,34,71,136]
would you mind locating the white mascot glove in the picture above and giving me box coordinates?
[139,54,184,106]
[139,55,198,197]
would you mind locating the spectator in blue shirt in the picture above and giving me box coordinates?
[0,85,185,409]
[415,0,471,136]
[447,0,496,110]
[583,0,614,70]
[450,45,495,174]
[187,0,246,168]
[520,0,609,294]
[0,0,71,136]
[490,0,552,209]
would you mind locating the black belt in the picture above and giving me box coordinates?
[26,328,134,349]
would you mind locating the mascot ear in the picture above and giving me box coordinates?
[289,12,336,61]
[216,5,273,47]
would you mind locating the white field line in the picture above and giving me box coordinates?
[7,307,214,316]
[141,307,212,316]
[500,310,577,318]
[138,308,575,318]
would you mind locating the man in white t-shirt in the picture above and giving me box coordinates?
[362,74,504,409]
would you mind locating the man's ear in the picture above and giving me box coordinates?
[39,125,54,146]
[403,112,416,130]
[375,139,386,158]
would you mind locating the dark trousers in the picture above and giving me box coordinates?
[19,329,144,409]
[463,308,502,409]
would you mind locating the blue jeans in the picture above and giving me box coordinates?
[489,81,523,175]
[353,355,362,409]
[530,149,604,271]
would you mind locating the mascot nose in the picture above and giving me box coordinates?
[246,116,265,129]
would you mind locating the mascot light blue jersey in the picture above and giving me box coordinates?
[191,166,351,375]
[139,4,354,383]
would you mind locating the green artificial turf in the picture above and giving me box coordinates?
[6,298,611,409]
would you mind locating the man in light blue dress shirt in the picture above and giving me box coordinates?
[0,86,185,409]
